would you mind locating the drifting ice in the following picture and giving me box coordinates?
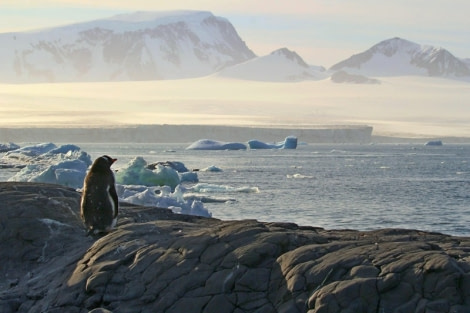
[248,136,297,149]
[187,136,298,150]
[3,143,211,218]
[0,142,20,153]
[200,165,223,172]
[116,184,211,217]
[115,157,181,189]
[6,143,92,188]
[186,139,247,150]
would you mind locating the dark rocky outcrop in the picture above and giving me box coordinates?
[0,12,256,83]
[330,70,380,84]
[1,182,470,313]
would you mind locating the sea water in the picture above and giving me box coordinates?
[2,143,470,236]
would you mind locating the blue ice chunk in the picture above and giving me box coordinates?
[186,139,247,150]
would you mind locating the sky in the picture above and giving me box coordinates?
[0,0,469,67]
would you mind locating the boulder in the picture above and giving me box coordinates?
[1,182,470,313]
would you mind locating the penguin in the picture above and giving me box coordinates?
[80,155,118,235]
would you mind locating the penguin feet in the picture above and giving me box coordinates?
[85,227,114,237]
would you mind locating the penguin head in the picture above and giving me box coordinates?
[90,155,117,172]
[102,155,117,165]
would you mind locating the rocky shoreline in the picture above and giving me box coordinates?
[1,182,470,313]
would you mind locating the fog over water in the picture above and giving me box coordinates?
[0,76,469,139]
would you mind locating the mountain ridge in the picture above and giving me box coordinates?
[330,37,470,78]
[216,47,327,82]
[0,10,255,83]
[0,11,469,83]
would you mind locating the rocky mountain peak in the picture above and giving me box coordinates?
[330,37,470,78]
[271,48,309,68]
[370,37,419,56]
[0,10,255,83]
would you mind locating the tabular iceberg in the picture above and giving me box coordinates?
[425,140,443,146]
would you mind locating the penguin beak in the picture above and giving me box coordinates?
[111,158,117,164]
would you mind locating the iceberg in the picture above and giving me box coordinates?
[2,143,212,218]
[47,144,82,155]
[186,137,297,150]
[0,142,20,153]
[28,160,89,188]
[200,165,223,172]
[115,157,180,189]
[148,160,198,183]
[186,139,247,150]
[5,142,57,159]
[6,143,92,189]
[425,140,443,146]
[116,184,211,218]
[179,171,199,183]
[248,136,298,149]
[147,161,189,173]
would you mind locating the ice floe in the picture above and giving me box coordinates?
[6,143,92,188]
[1,143,264,218]
[0,142,20,153]
[115,157,181,190]
[248,136,298,149]
[186,139,247,150]
[116,184,211,217]
[2,143,218,217]
[187,136,298,150]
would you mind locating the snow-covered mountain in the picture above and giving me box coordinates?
[1,12,469,84]
[217,48,326,82]
[0,11,255,83]
[330,37,470,79]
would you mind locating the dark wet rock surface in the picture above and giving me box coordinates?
[1,182,470,313]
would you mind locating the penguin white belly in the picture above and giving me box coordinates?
[107,185,117,229]
[107,186,116,214]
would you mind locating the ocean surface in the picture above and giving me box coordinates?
[3,143,470,236]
